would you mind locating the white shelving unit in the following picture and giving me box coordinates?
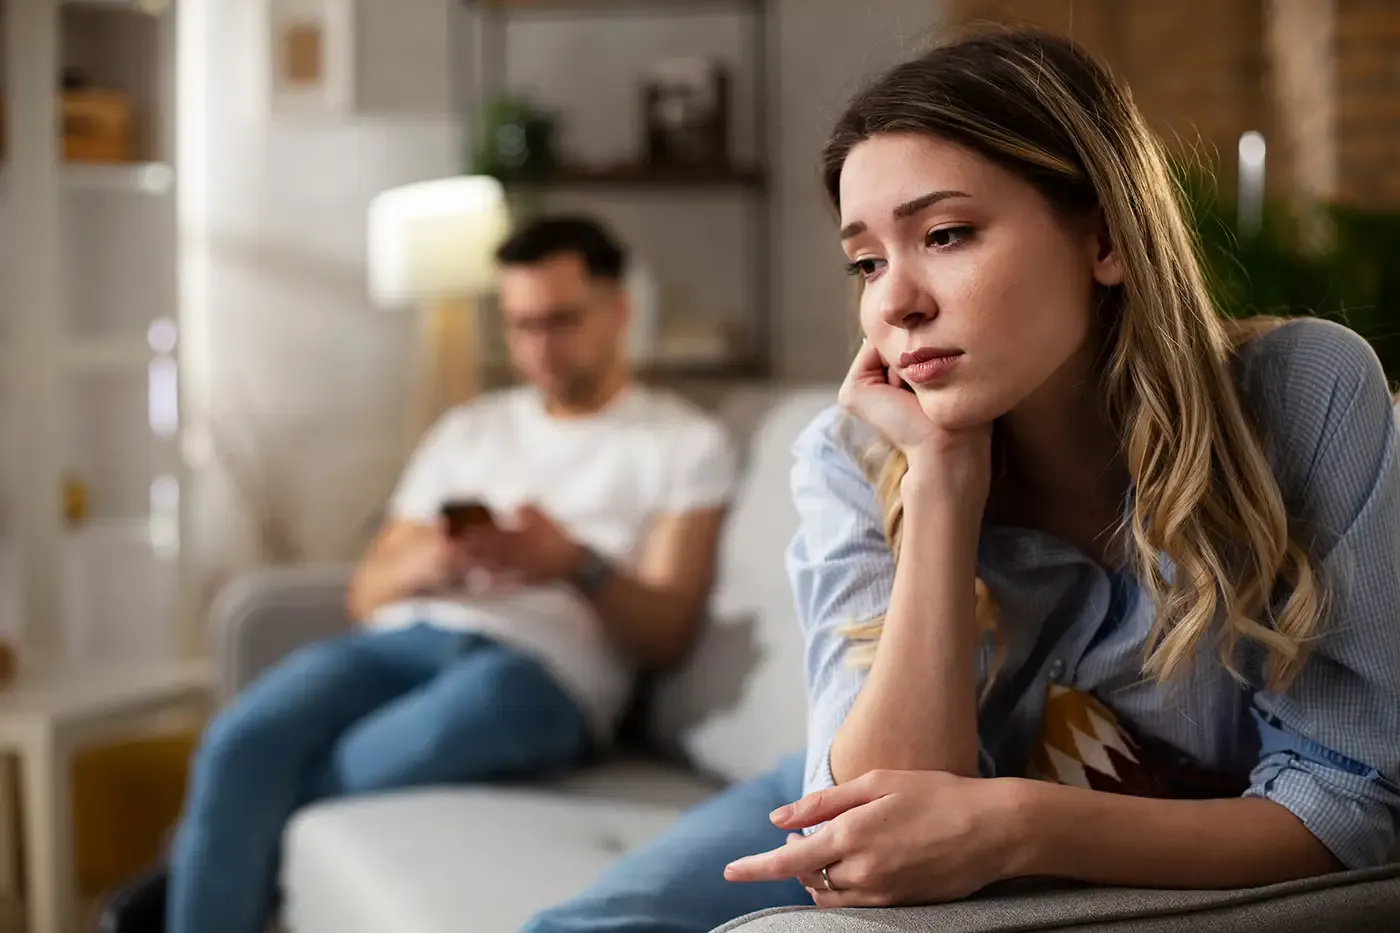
[0,0,184,664]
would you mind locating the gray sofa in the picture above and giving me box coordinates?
[211,386,1400,933]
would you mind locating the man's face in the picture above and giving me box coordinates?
[497,253,628,403]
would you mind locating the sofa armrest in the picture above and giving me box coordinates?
[211,563,357,702]
[713,864,1400,932]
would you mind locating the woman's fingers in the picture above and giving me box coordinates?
[770,772,891,830]
[802,860,891,909]
[723,829,842,883]
[845,339,888,385]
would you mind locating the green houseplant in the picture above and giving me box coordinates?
[1178,168,1400,383]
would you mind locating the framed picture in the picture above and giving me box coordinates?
[641,57,731,168]
[262,0,356,118]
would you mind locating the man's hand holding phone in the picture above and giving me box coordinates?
[441,498,584,587]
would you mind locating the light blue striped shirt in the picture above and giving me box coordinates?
[787,318,1400,870]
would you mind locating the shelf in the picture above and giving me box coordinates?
[63,339,152,372]
[0,341,153,374]
[64,517,160,545]
[473,0,762,13]
[485,357,764,381]
[0,162,174,196]
[63,162,174,194]
[500,163,766,190]
[61,0,170,14]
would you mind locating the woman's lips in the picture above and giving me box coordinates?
[899,350,963,384]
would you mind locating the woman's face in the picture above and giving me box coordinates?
[838,132,1122,430]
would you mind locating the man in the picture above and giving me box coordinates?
[159,215,738,933]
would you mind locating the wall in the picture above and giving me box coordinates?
[1333,0,1400,206]
[187,1,946,620]
[949,0,1276,186]
[951,0,1400,211]
[773,1,944,377]
[464,0,942,378]
[188,0,460,612]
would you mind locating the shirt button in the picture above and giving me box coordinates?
[1048,659,1067,683]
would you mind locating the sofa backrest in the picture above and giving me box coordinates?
[650,385,838,783]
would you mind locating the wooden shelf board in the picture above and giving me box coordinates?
[0,162,174,196]
[484,357,765,381]
[0,341,152,375]
[60,0,169,15]
[500,163,766,190]
[62,162,174,194]
[476,0,761,12]
[63,339,152,372]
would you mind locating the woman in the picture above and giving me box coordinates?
[526,26,1400,931]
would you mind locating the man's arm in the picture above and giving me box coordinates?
[345,519,455,621]
[575,506,726,670]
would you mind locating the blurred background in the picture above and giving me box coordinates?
[0,0,1397,927]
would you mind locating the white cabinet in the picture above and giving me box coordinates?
[0,0,184,663]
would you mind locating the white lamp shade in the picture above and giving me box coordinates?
[367,175,512,308]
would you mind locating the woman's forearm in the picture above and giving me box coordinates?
[829,470,983,783]
[1007,780,1342,888]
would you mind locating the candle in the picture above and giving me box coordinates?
[1238,131,1266,237]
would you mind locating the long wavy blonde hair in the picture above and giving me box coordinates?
[825,28,1322,693]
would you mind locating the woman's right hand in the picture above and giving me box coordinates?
[838,339,939,452]
[839,339,992,509]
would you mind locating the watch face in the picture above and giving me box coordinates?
[576,548,614,592]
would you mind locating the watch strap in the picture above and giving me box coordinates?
[572,545,615,594]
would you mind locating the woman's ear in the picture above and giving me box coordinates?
[1089,208,1124,287]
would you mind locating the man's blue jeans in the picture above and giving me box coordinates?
[524,752,813,933]
[167,623,590,933]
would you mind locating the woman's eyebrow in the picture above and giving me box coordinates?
[840,189,973,239]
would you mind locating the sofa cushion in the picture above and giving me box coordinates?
[651,386,839,783]
[280,761,716,933]
[712,865,1400,932]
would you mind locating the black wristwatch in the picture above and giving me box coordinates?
[571,545,615,595]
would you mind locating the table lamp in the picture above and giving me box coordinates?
[368,175,512,450]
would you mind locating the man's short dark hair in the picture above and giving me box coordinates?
[495,215,627,282]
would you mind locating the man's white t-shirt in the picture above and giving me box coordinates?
[369,384,738,738]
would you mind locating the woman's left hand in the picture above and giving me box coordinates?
[723,769,1024,908]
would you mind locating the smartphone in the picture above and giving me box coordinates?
[440,499,496,538]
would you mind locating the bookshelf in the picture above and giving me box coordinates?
[0,0,183,663]
[457,0,775,382]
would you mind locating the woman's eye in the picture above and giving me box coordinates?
[844,257,884,280]
[926,225,973,249]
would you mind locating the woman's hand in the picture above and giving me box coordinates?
[840,339,993,511]
[723,769,1022,908]
[838,339,938,452]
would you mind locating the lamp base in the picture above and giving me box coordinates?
[409,296,479,448]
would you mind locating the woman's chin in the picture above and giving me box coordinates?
[914,389,996,432]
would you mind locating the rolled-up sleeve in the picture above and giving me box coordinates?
[1244,323,1400,869]
[786,407,994,799]
[786,408,891,797]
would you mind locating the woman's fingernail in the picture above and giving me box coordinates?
[770,805,793,823]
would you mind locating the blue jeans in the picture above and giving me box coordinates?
[524,753,812,933]
[167,623,590,933]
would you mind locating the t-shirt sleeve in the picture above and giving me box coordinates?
[657,417,739,513]
[387,413,464,523]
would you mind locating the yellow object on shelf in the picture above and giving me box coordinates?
[62,474,88,527]
[61,89,133,165]
[70,728,200,899]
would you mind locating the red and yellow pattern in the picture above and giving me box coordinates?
[1028,685,1246,799]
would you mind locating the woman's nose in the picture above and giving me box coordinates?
[877,269,936,330]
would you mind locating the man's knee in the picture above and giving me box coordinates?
[196,638,363,780]
[521,901,590,933]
